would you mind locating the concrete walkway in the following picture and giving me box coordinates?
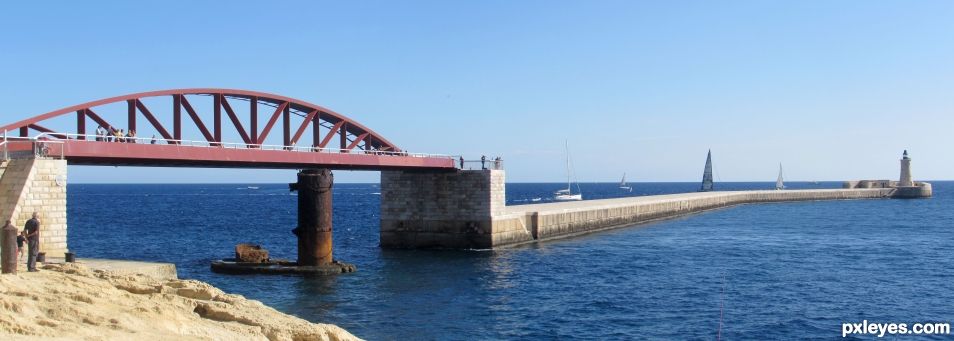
[491,188,896,247]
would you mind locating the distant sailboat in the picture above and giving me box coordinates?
[700,149,714,192]
[619,173,632,192]
[555,141,582,201]
[775,163,785,190]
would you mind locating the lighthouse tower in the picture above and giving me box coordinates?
[899,150,913,187]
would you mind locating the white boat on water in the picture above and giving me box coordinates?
[619,172,632,192]
[554,189,581,201]
[554,141,582,201]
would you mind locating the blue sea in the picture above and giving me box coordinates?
[68,181,953,340]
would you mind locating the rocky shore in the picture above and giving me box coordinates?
[0,263,360,340]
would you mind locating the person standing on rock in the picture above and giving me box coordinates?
[24,212,40,272]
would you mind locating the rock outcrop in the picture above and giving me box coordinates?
[0,263,360,341]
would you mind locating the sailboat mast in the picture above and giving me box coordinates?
[565,140,571,192]
[776,163,784,190]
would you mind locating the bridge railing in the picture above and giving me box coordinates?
[459,159,504,170]
[0,135,65,160]
[31,133,457,160]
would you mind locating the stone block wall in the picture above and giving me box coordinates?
[527,189,896,244]
[0,158,68,256]
[380,169,508,249]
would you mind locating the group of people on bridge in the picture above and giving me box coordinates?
[93,126,158,144]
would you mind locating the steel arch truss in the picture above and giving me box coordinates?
[0,88,400,152]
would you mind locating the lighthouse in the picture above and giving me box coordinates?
[899,150,913,187]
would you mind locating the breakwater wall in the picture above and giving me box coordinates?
[494,188,895,246]
[380,170,922,249]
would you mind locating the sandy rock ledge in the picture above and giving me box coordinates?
[0,263,360,341]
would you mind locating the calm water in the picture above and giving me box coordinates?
[68,181,953,340]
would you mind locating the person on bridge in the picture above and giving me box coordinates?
[481,155,487,170]
[95,126,105,141]
[23,213,40,272]
[127,129,136,143]
[459,156,464,169]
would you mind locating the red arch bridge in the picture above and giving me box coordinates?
[0,88,457,170]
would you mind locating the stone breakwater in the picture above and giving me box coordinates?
[0,263,360,341]
[380,170,922,249]
[492,188,899,246]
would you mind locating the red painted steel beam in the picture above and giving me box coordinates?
[173,95,182,141]
[339,122,348,150]
[0,88,402,151]
[83,109,114,130]
[28,124,67,139]
[213,94,222,144]
[290,109,319,146]
[346,133,368,151]
[220,96,251,144]
[318,120,344,149]
[28,123,54,133]
[134,100,174,142]
[179,95,215,142]
[312,112,320,148]
[76,110,86,140]
[257,102,287,144]
[282,104,291,147]
[127,100,136,132]
[250,97,258,146]
[57,140,455,170]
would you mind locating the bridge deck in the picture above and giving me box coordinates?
[8,139,456,170]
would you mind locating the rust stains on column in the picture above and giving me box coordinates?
[290,168,333,266]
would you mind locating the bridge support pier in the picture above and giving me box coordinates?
[380,169,534,249]
[213,168,354,274]
[290,169,334,266]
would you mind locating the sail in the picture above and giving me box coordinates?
[701,150,714,192]
[775,163,785,190]
[620,173,627,186]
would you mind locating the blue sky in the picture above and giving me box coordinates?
[1,1,951,183]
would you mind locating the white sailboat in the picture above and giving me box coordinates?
[775,163,785,190]
[555,141,582,201]
[619,172,632,192]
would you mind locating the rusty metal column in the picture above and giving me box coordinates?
[1,223,17,274]
[290,169,333,266]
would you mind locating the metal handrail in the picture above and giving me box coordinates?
[30,132,458,160]
[0,135,66,160]
[459,159,504,170]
